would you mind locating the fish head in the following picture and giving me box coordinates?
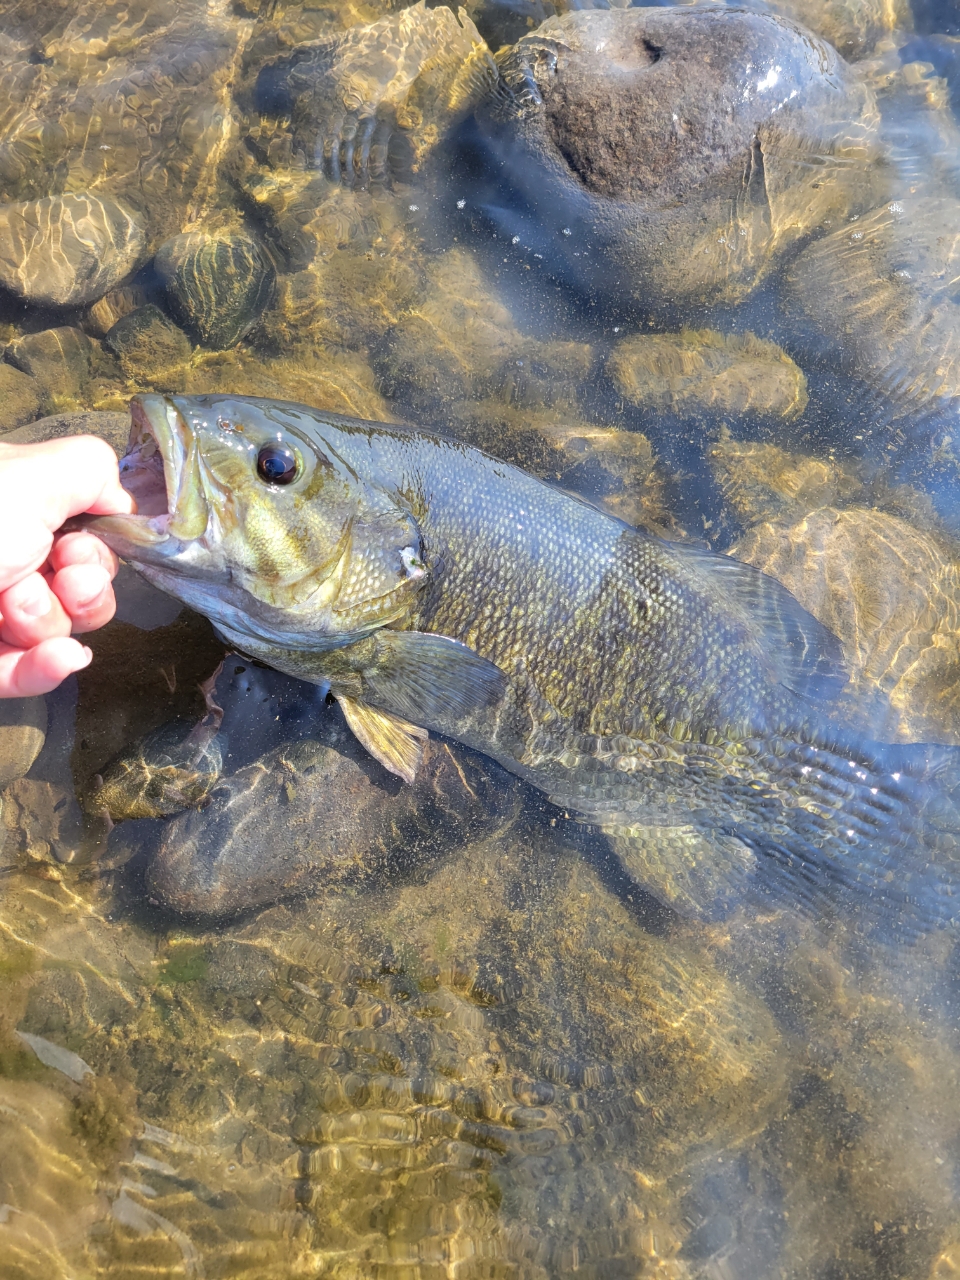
[85,394,427,651]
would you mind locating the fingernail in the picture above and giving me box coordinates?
[19,586,51,618]
[76,585,108,610]
[79,646,93,667]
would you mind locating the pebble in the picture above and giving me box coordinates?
[0,193,146,306]
[86,285,150,338]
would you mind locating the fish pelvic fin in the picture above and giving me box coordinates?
[336,694,428,784]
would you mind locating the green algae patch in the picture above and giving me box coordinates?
[158,943,209,985]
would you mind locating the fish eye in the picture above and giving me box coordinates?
[256,443,299,485]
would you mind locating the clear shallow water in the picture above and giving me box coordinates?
[2,0,960,1275]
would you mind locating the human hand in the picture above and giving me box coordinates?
[0,435,135,697]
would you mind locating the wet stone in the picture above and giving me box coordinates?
[0,193,146,306]
[256,186,427,349]
[155,230,276,350]
[251,0,497,188]
[1,409,131,452]
[104,304,192,389]
[746,507,960,738]
[5,326,95,410]
[735,505,960,744]
[741,0,910,60]
[784,195,960,419]
[537,420,678,533]
[0,362,42,432]
[378,245,592,413]
[2,778,85,868]
[475,7,882,315]
[85,285,150,338]
[606,330,809,421]
[0,697,47,790]
[183,341,393,420]
[708,432,865,527]
[87,719,223,823]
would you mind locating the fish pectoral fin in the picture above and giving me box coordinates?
[336,694,428,784]
[363,630,507,727]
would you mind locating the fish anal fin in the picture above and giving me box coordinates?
[337,694,427,784]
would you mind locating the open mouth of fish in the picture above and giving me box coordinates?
[83,394,210,557]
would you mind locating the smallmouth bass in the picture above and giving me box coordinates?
[83,394,960,933]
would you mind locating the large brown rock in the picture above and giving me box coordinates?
[0,194,146,306]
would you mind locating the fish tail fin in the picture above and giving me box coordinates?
[585,734,960,940]
[719,736,960,940]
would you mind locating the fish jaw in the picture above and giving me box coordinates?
[83,393,212,565]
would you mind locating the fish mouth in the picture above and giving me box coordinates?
[84,394,209,558]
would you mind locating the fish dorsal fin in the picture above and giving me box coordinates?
[669,540,848,707]
[336,694,428,784]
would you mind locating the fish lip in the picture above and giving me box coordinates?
[82,394,194,557]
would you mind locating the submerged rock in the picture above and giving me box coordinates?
[87,720,223,823]
[252,0,497,187]
[104,305,192,389]
[0,194,146,306]
[0,409,130,452]
[475,7,882,314]
[785,195,960,418]
[708,431,865,526]
[736,505,960,744]
[155,230,276,350]
[606,329,809,421]
[103,662,523,916]
[757,0,911,60]
[379,245,592,411]
[257,186,427,346]
[5,326,95,409]
[0,698,47,790]
[0,363,42,432]
[85,285,150,338]
[0,1,249,253]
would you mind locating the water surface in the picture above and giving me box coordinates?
[2,0,960,1274]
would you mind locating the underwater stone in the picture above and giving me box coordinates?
[1,409,131,452]
[784,195,960,417]
[129,664,522,916]
[475,7,882,314]
[0,194,146,306]
[607,330,809,420]
[708,433,865,527]
[104,304,192,388]
[155,231,275,350]
[6,326,95,409]
[736,505,960,744]
[766,0,911,59]
[86,285,151,338]
[378,246,591,411]
[253,0,497,187]
[0,698,46,790]
[0,364,42,432]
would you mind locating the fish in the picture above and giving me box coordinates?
[82,393,960,934]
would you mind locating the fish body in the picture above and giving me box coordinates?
[85,394,960,931]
